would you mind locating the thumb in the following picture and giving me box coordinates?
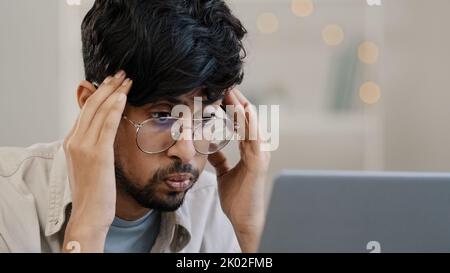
[208,150,231,178]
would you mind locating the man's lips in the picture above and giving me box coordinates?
[163,173,194,191]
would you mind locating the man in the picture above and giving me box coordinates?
[0,0,270,253]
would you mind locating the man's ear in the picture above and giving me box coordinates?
[76,80,97,109]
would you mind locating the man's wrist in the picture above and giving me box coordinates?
[63,219,110,253]
[232,222,265,253]
[234,228,263,253]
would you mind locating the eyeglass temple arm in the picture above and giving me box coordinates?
[122,115,142,129]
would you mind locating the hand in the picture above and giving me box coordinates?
[62,71,133,252]
[208,89,271,252]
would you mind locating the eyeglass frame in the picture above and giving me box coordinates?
[122,114,236,155]
[91,81,236,155]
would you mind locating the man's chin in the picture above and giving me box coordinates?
[149,196,185,212]
[140,189,188,212]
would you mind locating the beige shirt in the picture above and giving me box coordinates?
[0,141,240,253]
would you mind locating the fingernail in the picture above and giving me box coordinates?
[104,76,112,84]
[122,78,130,86]
[115,70,125,79]
[117,93,127,102]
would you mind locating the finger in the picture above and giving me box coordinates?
[88,79,133,143]
[233,89,257,136]
[76,70,127,136]
[63,115,79,172]
[224,90,260,146]
[225,92,248,140]
[97,91,129,147]
[208,150,231,178]
[232,97,263,163]
[232,88,252,108]
[231,89,260,142]
[222,91,237,121]
[64,115,79,145]
[63,115,80,189]
[245,103,259,142]
[223,90,236,107]
[235,102,249,141]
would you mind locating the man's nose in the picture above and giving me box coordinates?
[166,137,197,164]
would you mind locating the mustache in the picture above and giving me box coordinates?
[154,160,200,182]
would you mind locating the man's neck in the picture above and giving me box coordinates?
[115,190,150,221]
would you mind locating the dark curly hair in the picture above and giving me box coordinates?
[81,0,247,106]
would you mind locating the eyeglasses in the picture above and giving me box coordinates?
[123,113,236,155]
[91,81,236,155]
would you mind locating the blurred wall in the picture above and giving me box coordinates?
[384,0,450,172]
[1,0,450,176]
[0,0,60,146]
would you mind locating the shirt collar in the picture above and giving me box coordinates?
[44,143,192,252]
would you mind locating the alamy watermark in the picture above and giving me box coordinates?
[169,97,280,152]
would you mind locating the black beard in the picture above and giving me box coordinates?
[115,160,200,212]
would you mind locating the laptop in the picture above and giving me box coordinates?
[259,170,450,253]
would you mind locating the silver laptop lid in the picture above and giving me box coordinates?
[259,171,450,253]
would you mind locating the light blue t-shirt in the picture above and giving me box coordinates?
[104,210,161,253]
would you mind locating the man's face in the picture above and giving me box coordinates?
[113,91,220,212]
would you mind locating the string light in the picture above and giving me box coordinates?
[359,82,381,105]
[292,0,314,17]
[358,42,380,64]
[66,0,81,6]
[257,12,279,34]
[322,24,344,46]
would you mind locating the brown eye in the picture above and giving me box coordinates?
[151,112,171,120]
